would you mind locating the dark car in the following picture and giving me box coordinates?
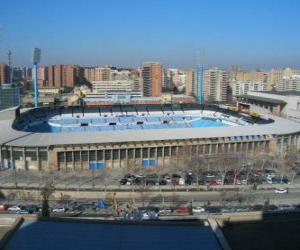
[145,174,159,186]
[25,204,40,214]
[185,173,197,185]
[119,178,128,185]
[133,176,145,185]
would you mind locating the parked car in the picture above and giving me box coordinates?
[119,178,128,185]
[221,207,236,213]
[277,204,294,211]
[192,206,206,213]
[274,188,288,194]
[158,207,173,215]
[8,205,21,212]
[160,174,172,184]
[0,204,7,211]
[52,207,68,213]
[24,205,40,214]
[176,207,190,215]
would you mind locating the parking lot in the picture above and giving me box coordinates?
[0,164,299,191]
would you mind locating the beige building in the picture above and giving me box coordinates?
[185,69,197,96]
[268,68,299,91]
[203,68,231,103]
[95,67,111,81]
[84,67,96,82]
[142,62,162,97]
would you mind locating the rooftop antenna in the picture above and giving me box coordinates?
[196,50,206,104]
[8,49,12,82]
[32,48,41,108]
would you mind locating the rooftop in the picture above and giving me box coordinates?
[239,95,286,104]
[6,220,221,250]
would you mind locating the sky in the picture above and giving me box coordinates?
[0,0,300,69]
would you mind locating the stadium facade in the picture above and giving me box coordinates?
[0,104,300,171]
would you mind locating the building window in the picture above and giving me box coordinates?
[66,152,72,163]
[89,150,96,161]
[113,149,119,160]
[97,150,103,161]
[25,151,37,161]
[81,151,88,161]
[105,150,111,160]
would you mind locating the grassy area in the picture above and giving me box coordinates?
[221,212,300,250]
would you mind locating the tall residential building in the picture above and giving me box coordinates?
[63,65,77,87]
[203,68,231,103]
[185,69,197,96]
[0,64,10,84]
[84,67,96,82]
[54,65,63,87]
[46,64,80,88]
[38,66,47,87]
[95,67,111,81]
[142,62,162,97]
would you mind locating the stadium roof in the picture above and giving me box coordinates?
[239,95,286,104]
[256,90,300,96]
[6,221,221,250]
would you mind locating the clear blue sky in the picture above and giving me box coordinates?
[1,0,300,69]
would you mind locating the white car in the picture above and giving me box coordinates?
[192,206,206,213]
[8,205,21,212]
[274,188,288,194]
[178,178,185,185]
[52,207,67,213]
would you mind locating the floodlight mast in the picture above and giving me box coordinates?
[32,48,41,108]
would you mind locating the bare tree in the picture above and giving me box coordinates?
[40,180,55,217]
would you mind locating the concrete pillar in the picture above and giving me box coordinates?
[176,146,179,167]
[0,146,3,169]
[80,150,83,170]
[23,148,27,170]
[37,148,41,171]
[64,151,67,171]
[10,147,14,169]
[119,149,121,168]
[125,148,128,168]
[111,149,113,168]
[162,146,165,168]
[103,149,106,168]
[72,150,75,170]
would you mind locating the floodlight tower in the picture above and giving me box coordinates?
[8,50,12,82]
[196,50,205,104]
[32,48,41,108]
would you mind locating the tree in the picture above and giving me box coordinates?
[40,180,55,217]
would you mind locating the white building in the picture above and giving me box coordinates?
[278,75,300,91]
[231,80,266,96]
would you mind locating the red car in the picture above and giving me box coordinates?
[0,204,7,211]
[176,207,190,215]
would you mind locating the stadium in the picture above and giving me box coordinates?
[0,104,300,171]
